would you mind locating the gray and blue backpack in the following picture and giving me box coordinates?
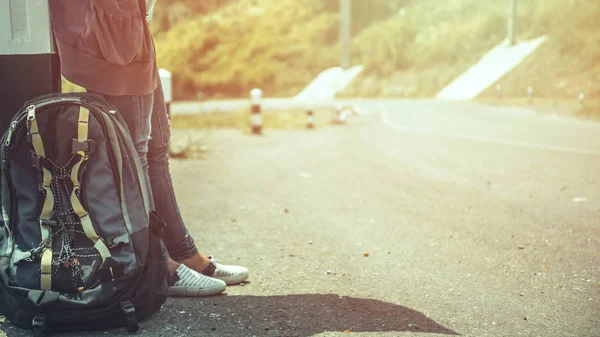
[0,93,169,335]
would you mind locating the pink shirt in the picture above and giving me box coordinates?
[49,0,159,96]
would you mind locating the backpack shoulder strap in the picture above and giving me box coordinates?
[26,106,54,290]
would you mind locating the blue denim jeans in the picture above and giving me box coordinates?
[96,82,199,261]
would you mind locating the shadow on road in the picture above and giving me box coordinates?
[163,293,459,336]
[0,294,458,336]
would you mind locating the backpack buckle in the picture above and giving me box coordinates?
[105,233,129,249]
[71,139,95,156]
[120,301,139,333]
[29,151,43,171]
[25,244,47,263]
[32,314,48,337]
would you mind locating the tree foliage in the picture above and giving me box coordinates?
[154,0,600,99]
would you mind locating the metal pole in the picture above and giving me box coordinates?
[340,0,351,69]
[508,0,517,45]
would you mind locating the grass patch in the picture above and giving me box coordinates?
[474,97,600,121]
[576,104,600,120]
[170,109,341,132]
[168,129,209,159]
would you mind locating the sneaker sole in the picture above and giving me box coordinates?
[215,271,249,286]
[168,284,226,297]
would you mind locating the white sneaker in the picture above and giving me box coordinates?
[205,256,249,285]
[168,264,226,297]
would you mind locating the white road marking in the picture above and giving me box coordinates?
[380,106,600,157]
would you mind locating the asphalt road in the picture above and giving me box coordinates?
[2,100,599,337]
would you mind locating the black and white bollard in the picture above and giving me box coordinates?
[0,0,61,133]
[527,86,534,104]
[250,88,262,135]
[578,92,585,105]
[307,101,315,129]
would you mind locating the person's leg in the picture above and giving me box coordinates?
[100,90,202,271]
[146,81,208,271]
[100,92,155,206]
[98,89,226,296]
[147,81,248,286]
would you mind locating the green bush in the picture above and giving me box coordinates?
[155,0,341,99]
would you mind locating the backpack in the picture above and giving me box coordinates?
[0,92,169,336]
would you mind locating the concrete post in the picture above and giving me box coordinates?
[334,103,343,124]
[334,103,350,124]
[250,88,262,135]
[495,84,503,98]
[158,68,172,117]
[578,92,585,105]
[0,0,60,133]
[527,86,533,104]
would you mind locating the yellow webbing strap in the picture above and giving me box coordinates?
[27,106,54,290]
[69,107,112,267]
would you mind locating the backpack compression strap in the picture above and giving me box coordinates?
[27,105,114,289]
[26,106,54,290]
[69,107,113,272]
